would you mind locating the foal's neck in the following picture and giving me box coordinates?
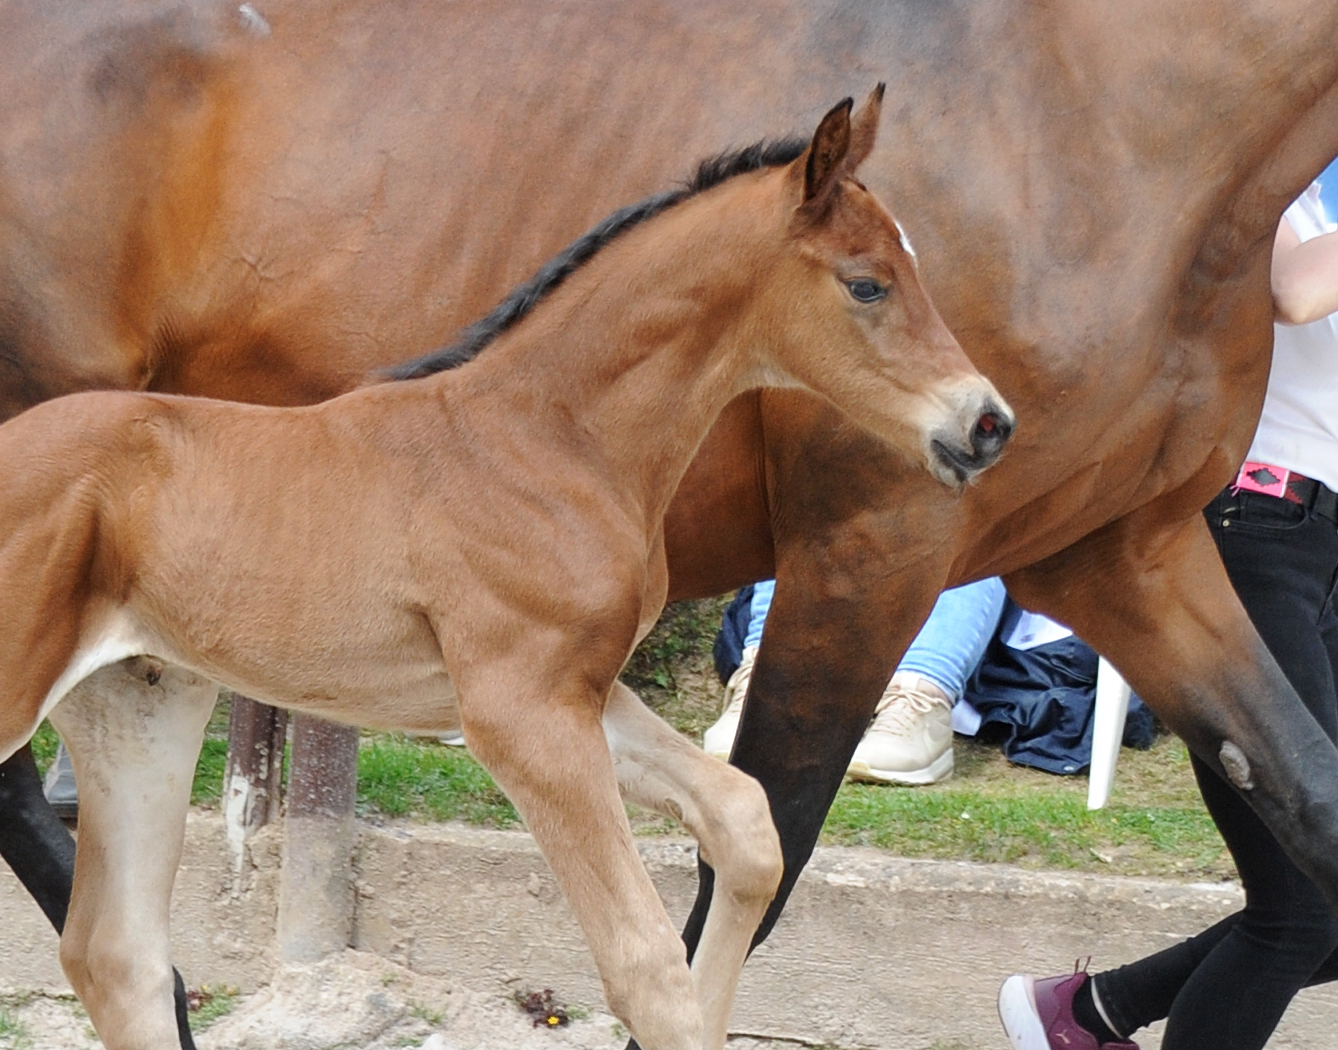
[449,177,782,524]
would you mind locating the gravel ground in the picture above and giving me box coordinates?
[1,951,803,1050]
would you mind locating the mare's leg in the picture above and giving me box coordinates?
[683,553,945,957]
[0,745,76,929]
[50,658,218,1050]
[1005,510,1338,906]
[461,674,701,1050]
[603,681,781,1050]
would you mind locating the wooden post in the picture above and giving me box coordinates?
[222,696,288,871]
[276,714,360,963]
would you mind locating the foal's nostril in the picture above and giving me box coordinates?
[972,407,1014,460]
[929,399,1014,486]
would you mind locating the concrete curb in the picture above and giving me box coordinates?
[3,813,1336,1049]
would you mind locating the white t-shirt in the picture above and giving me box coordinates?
[1246,182,1338,491]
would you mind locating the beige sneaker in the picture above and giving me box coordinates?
[847,676,954,784]
[702,645,758,759]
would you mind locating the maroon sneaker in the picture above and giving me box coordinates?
[998,971,1139,1050]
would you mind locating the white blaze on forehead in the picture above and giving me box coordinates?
[895,219,918,260]
[238,3,271,36]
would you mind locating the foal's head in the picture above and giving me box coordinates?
[389,86,1012,487]
[733,87,1014,487]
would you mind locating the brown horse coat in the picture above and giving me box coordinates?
[2,0,1338,1040]
[0,97,1010,1050]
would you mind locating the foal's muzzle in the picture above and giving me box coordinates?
[929,394,1015,486]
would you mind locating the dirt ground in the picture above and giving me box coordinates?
[1,951,795,1050]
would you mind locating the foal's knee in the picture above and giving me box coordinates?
[704,771,782,906]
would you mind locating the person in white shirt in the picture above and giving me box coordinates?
[999,179,1338,1050]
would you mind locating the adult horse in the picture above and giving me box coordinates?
[0,94,1010,1050]
[2,0,1338,1041]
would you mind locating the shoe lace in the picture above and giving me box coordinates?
[867,683,951,734]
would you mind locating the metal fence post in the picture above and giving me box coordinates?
[276,714,360,963]
[222,696,288,872]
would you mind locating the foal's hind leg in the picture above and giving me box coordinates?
[50,658,219,1050]
[0,747,199,1049]
[603,681,782,1050]
[460,674,701,1050]
[1006,510,1338,905]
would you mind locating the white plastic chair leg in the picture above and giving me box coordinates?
[1087,656,1131,810]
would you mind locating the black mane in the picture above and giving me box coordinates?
[386,137,808,381]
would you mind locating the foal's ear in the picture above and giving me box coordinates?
[800,96,853,210]
[846,83,885,173]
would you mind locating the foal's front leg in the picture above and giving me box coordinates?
[49,659,219,1050]
[603,681,781,1050]
[460,674,701,1050]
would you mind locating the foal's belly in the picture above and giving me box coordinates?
[55,604,465,737]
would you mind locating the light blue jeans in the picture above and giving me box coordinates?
[743,576,1006,699]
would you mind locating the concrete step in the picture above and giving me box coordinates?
[3,813,1336,1049]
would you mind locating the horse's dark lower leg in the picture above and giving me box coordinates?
[0,745,198,1050]
[173,968,197,1050]
[622,649,877,1050]
[1007,510,1338,910]
[701,695,866,954]
[0,744,75,929]
[689,562,942,953]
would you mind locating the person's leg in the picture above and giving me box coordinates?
[743,580,775,650]
[1068,488,1338,1050]
[898,576,1007,696]
[703,580,775,758]
[848,577,1006,784]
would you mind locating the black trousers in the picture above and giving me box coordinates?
[1097,486,1338,1050]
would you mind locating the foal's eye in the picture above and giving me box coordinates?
[844,278,888,303]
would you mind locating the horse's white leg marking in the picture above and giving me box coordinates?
[463,674,701,1050]
[50,658,219,1050]
[603,681,782,1050]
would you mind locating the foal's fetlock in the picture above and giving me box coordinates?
[64,936,178,1048]
[607,977,703,1050]
[599,932,700,1049]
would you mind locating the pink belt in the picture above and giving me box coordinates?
[1233,461,1315,506]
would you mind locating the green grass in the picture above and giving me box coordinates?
[825,750,1226,877]
[357,735,518,826]
[822,732,1228,879]
[28,722,58,772]
[186,986,240,1032]
[0,1008,28,1049]
[328,730,1228,881]
[622,595,732,741]
[31,598,1232,883]
[192,738,230,807]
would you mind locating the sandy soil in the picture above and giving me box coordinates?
[2,951,792,1050]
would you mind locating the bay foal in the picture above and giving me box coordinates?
[0,94,1010,1050]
